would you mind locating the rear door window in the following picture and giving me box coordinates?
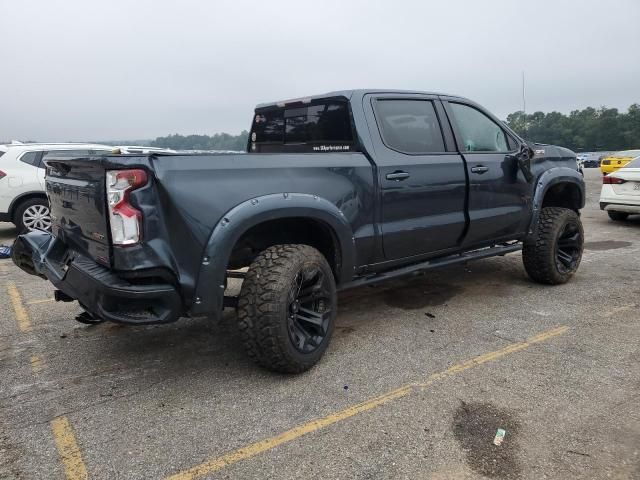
[373,99,446,154]
[19,151,42,167]
[250,101,354,153]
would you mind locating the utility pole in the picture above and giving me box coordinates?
[522,71,527,136]
[522,71,526,115]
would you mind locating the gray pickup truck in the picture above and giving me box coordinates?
[13,89,585,372]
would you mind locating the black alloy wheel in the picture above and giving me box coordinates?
[555,222,583,274]
[287,267,332,354]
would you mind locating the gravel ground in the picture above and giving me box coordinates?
[0,168,638,479]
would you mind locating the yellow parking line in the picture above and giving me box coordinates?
[167,325,568,480]
[417,325,569,387]
[7,281,31,332]
[169,385,412,480]
[27,298,55,305]
[50,416,88,480]
[603,304,636,318]
[30,355,45,374]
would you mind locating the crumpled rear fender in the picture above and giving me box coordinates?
[189,193,356,317]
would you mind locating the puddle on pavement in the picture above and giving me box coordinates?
[383,281,462,310]
[453,401,521,479]
[584,240,632,251]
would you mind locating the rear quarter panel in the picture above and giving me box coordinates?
[126,152,376,308]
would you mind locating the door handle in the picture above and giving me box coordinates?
[470,165,489,174]
[385,171,410,181]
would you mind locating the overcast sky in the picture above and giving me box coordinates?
[1,0,638,141]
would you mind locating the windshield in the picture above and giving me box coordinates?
[612,149,640,158]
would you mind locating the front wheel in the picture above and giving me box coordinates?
[523,207,584,285]
[237,244,337,373]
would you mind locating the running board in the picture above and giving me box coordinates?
[338,243,522,291]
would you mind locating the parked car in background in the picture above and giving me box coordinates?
[600,156,640,221]
[583,157,601,168]
[600,149,640,175]
[576,153,588,168]
[0,142,113,231]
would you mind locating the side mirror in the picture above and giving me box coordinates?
[514,144,534,182]
[506,145,534,182]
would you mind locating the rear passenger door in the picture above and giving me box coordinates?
[443,100,530,246]
[364,94,467,261]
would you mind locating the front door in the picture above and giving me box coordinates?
[364,95,467,261]
[444,101,530,246]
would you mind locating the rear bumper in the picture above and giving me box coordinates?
[600,201,640,213]
[0,212,10,222]
[12,231,183,324]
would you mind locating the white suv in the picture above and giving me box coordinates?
[0,143,113,232]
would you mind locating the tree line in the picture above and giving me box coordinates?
[148,104,639,153]
[150,131,249,151]
[506,104,639,152]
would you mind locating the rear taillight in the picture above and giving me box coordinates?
[602,175,626,185]
[106,169,148,245]
[0,170,6,180]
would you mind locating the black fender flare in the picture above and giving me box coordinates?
[527,167,585,236]
[189,193,356,316]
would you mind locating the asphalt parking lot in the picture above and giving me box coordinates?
[1,168,638,480]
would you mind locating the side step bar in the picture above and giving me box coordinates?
[338,243,522,291]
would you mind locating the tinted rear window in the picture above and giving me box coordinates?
[19,151,40,166]
[250,102,354,153]
[253,110,285,144]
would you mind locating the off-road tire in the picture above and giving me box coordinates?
[237,244,337,373]
[607,211,629,221]
[523,207,584,285]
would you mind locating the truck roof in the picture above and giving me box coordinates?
[255,89,469,110]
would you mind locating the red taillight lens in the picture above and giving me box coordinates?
[0,170,6,180]
[602,175,626,184]
[106,169,148,245]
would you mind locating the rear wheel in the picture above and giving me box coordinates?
[607,211,629,221]
[14,198,51,233]
[237,244,336,373]
[523,207,584,285]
